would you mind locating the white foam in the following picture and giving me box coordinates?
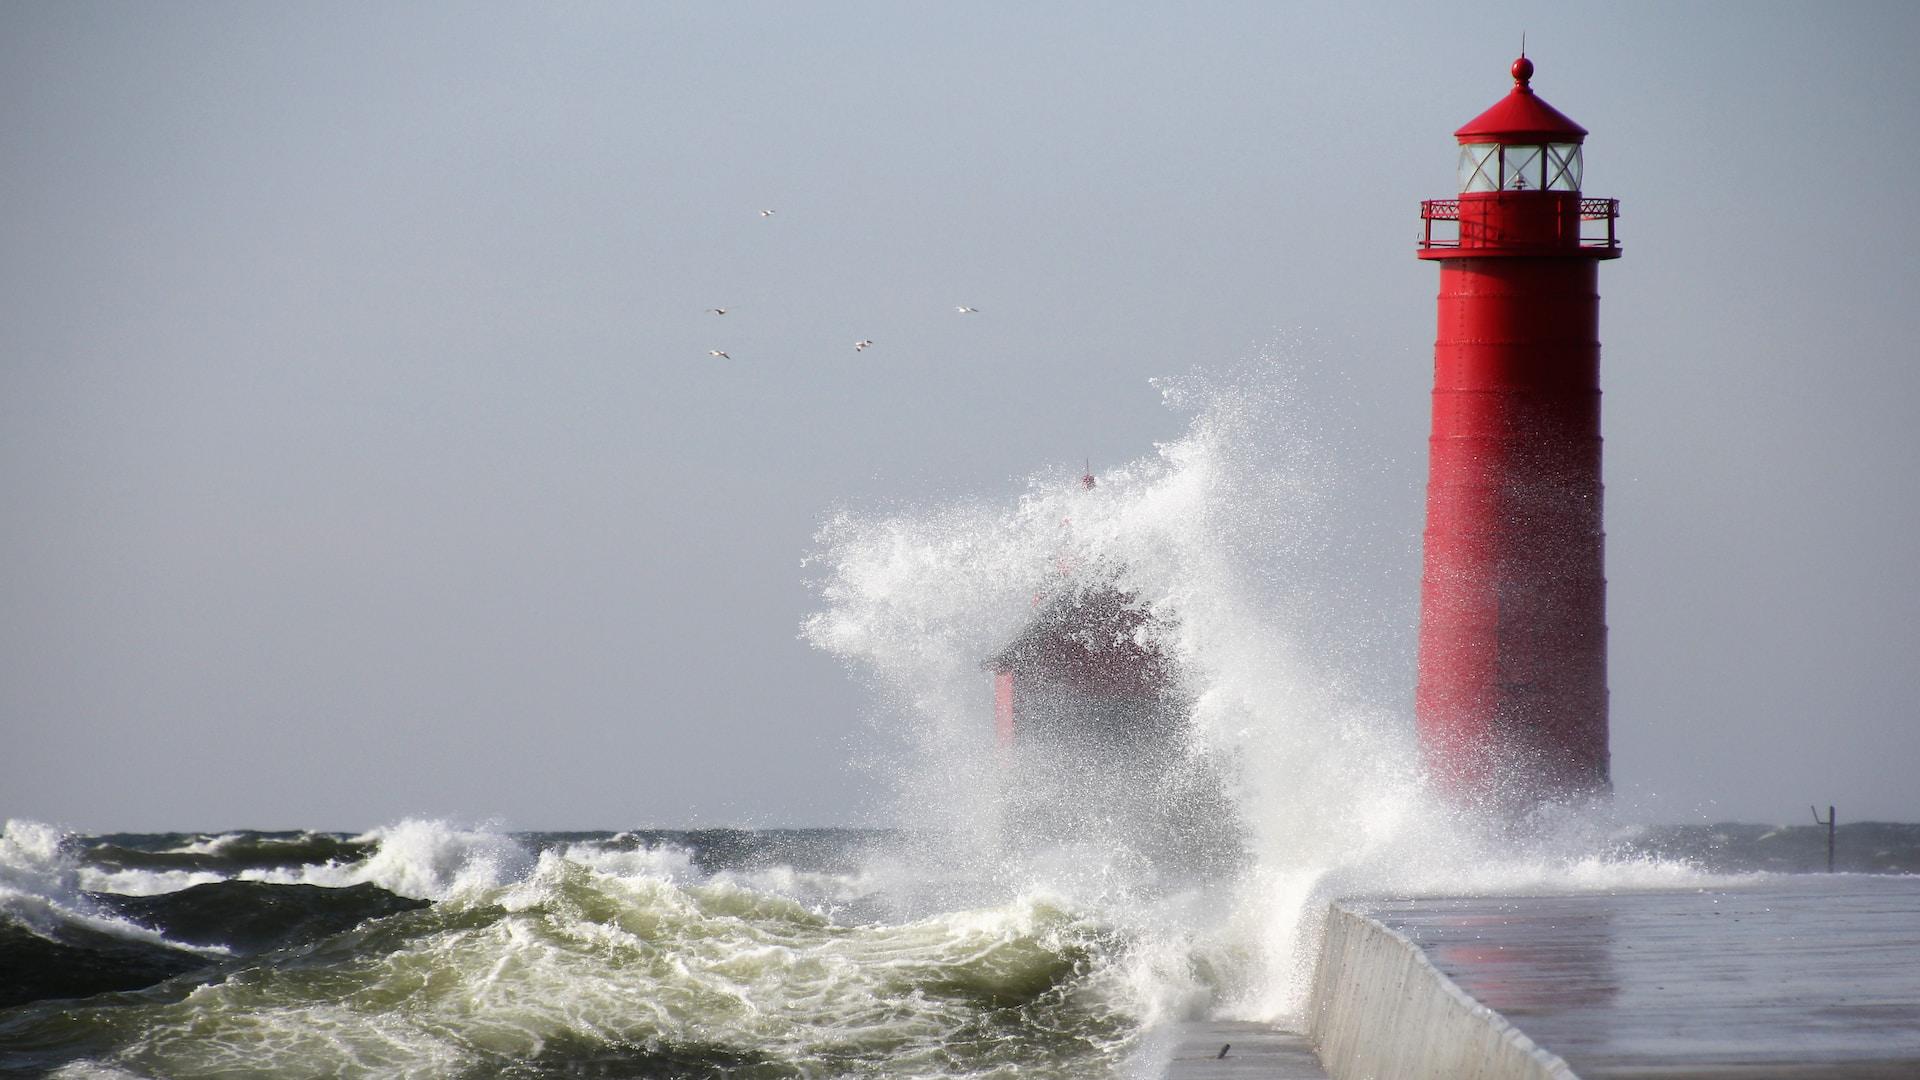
[78,867,228,897]
[80,852,1147,1077]
[158,831,250,856]
[241,819,535,901]
[0,818,90,937]
[556,837,699,883]
[48,1064,149,1080]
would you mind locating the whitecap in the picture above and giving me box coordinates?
[0,818,228,955]
[240,818,535,901]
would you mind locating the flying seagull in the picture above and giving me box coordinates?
[854,339,874,352]
[706,307,729,315]
[759,209,776,217]
[956,305,979,314]
[708,350,730,359]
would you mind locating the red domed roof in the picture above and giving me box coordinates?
[1454,56,1588,144]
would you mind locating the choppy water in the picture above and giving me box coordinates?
[7,819,1914,1079]
[3,821,1140,1078]
[5,818,1915,1079]
[8,363,1916,1077]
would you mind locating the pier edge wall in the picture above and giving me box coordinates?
[1306,901,1579,1080]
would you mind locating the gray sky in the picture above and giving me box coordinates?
[4,2,1917,831]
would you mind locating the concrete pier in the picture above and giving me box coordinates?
[1309,875,1920,1079]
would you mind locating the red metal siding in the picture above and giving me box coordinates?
[994,670,1016,749]
[1416,255,1612,803]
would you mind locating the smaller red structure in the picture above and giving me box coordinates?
[981,469,1239,871]
[986,466,1184,752]
[986,582,1180,751]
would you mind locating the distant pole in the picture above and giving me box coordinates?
[1811,805,1835,872]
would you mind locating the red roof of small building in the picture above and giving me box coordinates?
[1454,56,1588,144]
[987,582,1172,699]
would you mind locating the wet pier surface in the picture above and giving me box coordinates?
[1150,1021,1329,1079]
[1364,875,1920,1078]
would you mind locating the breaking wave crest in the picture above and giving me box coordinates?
[803,358,1729,1021]
[1,820,221,957]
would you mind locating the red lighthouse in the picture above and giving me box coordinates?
[1415,56,1621,808]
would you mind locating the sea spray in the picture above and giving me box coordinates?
[1,820,95,938]
[803,355,1726,1026]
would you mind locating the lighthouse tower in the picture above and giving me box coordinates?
[1415,56,1621,808]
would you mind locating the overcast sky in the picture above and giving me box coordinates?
[4,2,1917,831]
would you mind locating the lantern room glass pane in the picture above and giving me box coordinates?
[1502,145,1543,190]
[1458,143,1499,192]
[1546,143,1583,191]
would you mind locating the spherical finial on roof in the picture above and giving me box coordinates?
[1511,55,1534,86]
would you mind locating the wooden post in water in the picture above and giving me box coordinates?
[1811,805,1835,872]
